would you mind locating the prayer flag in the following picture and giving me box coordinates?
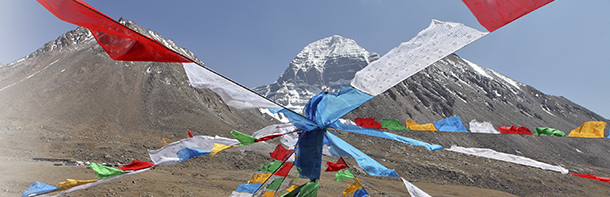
[262,191,276,197]
[88,163,127,179]
[534,127,566,137]
[572,174,610,183]
[37,0,191,62]
[235,183,263,193]
[21,181,61,197]
[354,117,382,129]
[176,147,211,161]
[298,182,320,197]
[231,130,257,145]
[325,157,348,172]
[382,118,409,130]
[270,144,294,161]
[401,177,432,197]
[188,130,193,138]
[334,168,356,182]
[258,161,284,173]
[498,126,532,135]
[406,119,437,131]
[353,187,369,197]
[56,179,97,190]
[351,20,487,96]
[163,138,168,146]
[266,178,285,191]
[569,121,606,138]
[248,173,272,184]
[256,134,284,142]
[462,0,554,32]
[274,162,294,177]
[148,135,239,166]
[285,185,300,192]
[210,143,239,157]
[119,160,154,171]
[342,178,363,197]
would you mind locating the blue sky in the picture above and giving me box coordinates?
[1,0,609,119]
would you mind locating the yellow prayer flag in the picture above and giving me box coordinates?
[56,179,97,190]
[163,138,168,146]
[406,119,438,131]
[286,185,300,192]
[210,143,239,157]
[568,121,607,138]
[248,173,272,184]
[262,191,276,197]
[341,177,363,197]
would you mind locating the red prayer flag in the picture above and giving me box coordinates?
[325,157,348,172]
[270,144,294,161]
[188,130,193,138]
[37,0,191,62]
[119,160,154,171]
[573,174,610,183]
[498,126,533,135]
[274,162,293,177]
[354,117,382,129]
[462,0,554,32]
[255,134,283,142]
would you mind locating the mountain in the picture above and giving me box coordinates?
[253,35,379,113]
[0,19,277,162]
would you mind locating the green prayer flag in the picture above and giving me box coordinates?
[534,127,566,137]
[258,161,283,172]
[87,163,127,179]
[382,118,410,130]
[266,178,285,191]
[231,130,257,145]
[298,182,320,197]
[333,168,355,181]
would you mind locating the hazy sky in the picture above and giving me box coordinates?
[1,0,609,119]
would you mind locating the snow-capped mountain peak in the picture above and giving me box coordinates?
[254,35,379,113]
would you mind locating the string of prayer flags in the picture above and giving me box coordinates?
[231,130,257,145]
[56,179,97,190]
[270,144,294,161]
[258,161,284,173]
[119,160,154,171]
[334,168,356,182]
[342,178,363,197]
[21,181,61,197]
[210,143,239,157]
[325,157,348,172]
[87,163,127,179]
